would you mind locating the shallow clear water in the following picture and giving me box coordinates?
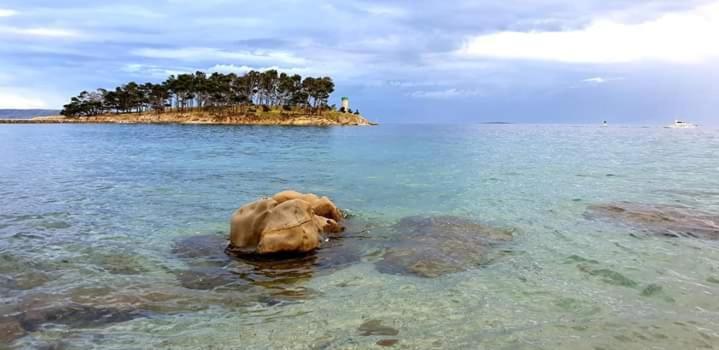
[1,124,719,349]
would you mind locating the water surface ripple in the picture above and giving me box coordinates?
[1,124,718,349]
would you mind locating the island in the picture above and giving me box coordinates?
[0,70,375,126]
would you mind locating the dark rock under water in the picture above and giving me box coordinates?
[358,319,400,336]
[0,318,25,343]
[374,216,514,278]
[0,299,145,343]
[173,215,515,287]
[172,230,363,293]
[566,254,674,302]
[1,271,50,290]
[576,263,639,288]
[376,339,399,347]
[17,304,143,332]
[585,202,719,240]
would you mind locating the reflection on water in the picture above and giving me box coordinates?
[1,124,719,349]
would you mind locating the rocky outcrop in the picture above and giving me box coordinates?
[228,191,344,255]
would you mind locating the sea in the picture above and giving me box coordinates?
[1,123,718,349]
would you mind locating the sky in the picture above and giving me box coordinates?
[1,0,718,124]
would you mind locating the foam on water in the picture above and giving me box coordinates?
[1,124,719,349]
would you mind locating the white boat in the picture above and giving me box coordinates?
[666,120,697,129]
[601,121,608,127]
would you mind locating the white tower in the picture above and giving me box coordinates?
[341,97,350,112]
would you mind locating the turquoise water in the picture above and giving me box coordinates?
[1,124,719,349]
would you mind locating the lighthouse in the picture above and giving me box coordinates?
[341,97,350,112]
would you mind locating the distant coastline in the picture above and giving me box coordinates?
[0,109,375,126]
[0,109,61,119]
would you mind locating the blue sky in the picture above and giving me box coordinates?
[1,0,718,124]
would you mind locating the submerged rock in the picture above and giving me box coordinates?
[175,268,246,291]
[172,226,363,293]
[89,252,149,275]
[0,254,55,292]
[228,191,344,255]
[172,234,243,290]
[376,339,400,347]
[1,271,50,290]
[375,216,513,278]
[640,283,663,297]
[577,263,638,288]
[585,202,719,240]
[0,318,25,343]
[358,319,399,336]
[228,236,362,287]
[172,233,231,263]
[18,304,143,331]
[0,295,145,344]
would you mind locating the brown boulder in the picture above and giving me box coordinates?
[229,191,344,254]
[273,190,343,221]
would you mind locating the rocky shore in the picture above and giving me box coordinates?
[0,111,376,126]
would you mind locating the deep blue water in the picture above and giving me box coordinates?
[1,124,718,349]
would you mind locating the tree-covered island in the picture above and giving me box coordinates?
[32,69,372,126]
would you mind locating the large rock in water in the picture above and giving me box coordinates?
[375,216,513,278]
[228,191,344,254]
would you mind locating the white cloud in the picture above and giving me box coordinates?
[583,77,607,84]
[458,2,719,64]
[408,88,484,99]
[122,63,311,78]
[0,26,80,38]
[192,17,264,27]
[0,88,48,109]
[364,4,407,18]
[209,64,309,75]
[208,64,257,74]
[386,80,447,88]
[355,35,402,50]
[132,47,307,65]
[582,76,623,84]
[0,9,18,17]
[122,64,189,78]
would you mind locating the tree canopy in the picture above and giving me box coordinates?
[61,70,337,117]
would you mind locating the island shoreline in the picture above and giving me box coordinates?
[0,112,377,126]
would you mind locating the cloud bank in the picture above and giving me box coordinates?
[0,26,80,38]
[0,88,48,108]
[0,9,17,17]
[0,0,718,123]
[459,2,719,64]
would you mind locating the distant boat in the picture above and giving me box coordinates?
[666,120,697,129]
[601,121,608,127]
